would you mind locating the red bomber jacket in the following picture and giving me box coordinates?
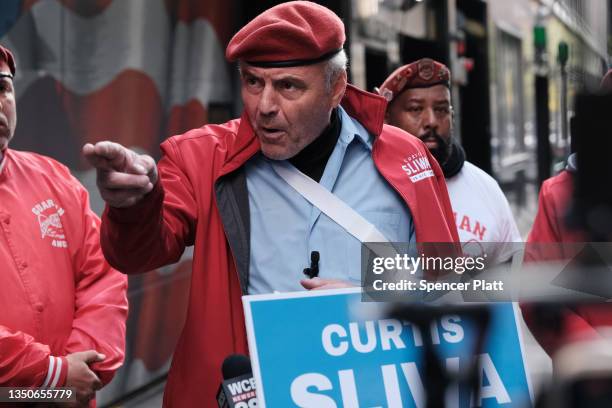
[523,165,612,355]
[0,149,127,393]
[101,85,459,407]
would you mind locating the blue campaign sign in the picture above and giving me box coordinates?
[243,289,532,408]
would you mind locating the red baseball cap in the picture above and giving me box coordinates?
[0,44,15,76]
[378,58,450,102]
[226,1,345,68]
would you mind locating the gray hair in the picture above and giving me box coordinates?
[323,49,348,93]
[237,49,348,93]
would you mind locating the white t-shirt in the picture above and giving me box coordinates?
[446,161,522,263]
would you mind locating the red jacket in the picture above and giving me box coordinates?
[527,169,584,244]
[101,85,458,407]
[0,149,127,392]
[523,167,612,354]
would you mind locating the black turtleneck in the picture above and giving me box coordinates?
[442,140,466,179]
[289,108,341,182]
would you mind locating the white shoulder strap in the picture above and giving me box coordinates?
[270,161,389,243]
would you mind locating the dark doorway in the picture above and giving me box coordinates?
[399,36,448,67]
[365,47,389,93]
[457,0,492,174]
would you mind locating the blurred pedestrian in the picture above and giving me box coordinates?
[0,44,128,407]
[523,68,612,355]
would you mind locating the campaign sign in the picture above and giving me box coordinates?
[243,288,532,408]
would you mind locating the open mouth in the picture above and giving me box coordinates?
[260,127,285,139]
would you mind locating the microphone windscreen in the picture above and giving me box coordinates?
[221,354,252,380]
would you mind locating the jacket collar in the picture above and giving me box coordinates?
[218,114,261,177]
[219,84,388,177]
[339,84,387,137]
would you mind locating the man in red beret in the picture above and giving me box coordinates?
[0,44,127,407]
[380,58,521,262]
[84,2,458,406]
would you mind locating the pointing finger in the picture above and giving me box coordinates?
[83,141,127,171]
[92,141,125,161]
[83,144,114,171]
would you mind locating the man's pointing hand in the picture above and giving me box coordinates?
[83,141,158,208]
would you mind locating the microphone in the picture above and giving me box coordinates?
[216,354,257,408]
[303,250,320,279]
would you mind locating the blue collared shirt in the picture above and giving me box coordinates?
[245,107,415,294]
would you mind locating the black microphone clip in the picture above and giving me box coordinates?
[303,251,320,279]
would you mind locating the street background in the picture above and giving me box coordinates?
[0,0,610,406]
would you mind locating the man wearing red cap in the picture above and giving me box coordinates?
[380,58,521,262]
[84,2,458,406]
[0,45,127,406]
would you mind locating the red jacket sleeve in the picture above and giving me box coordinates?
[521,175,598,355]
[101,140,198,273]
[63,182,128,385]
[527,181,561,244]
[526,172,584,248]
[523,180,564,263]
[0,325,67,387]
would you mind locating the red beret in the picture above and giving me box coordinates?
[226,1,345,68]
[0,44,15,76]
[378,58,450,102]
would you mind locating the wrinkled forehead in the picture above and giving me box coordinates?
[240,61,326,81]
[398,84,451,104]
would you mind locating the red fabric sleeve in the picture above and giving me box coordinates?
[0,325,51,386]
[526,172,583,248]
[56,356,68,387]
[527,181,561,244]
[521,175,598,355]
[63,182,128,386]
[523,180,564,263]
[101,139,198,273]
[520,305,599,356]
[40,356,68,388]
